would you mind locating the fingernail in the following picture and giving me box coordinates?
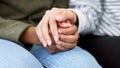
[43,41,47,47]
[47,40,51,46]
[58,29,62,33]
[56,16,62,20]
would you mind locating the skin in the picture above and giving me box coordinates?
[20,8,79,54]
[48,8,77,45]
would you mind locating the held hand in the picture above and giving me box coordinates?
[36,8,77,47]
[35,8,78,53]
[45,24,79,53]
[48,8,77,44]
[56,24,79,51]
[36,10,52,47]
[35,10,60,54]
[54,8,77,24]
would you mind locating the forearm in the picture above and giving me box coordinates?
[20,26,61,54]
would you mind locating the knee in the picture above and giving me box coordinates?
[0,39,43,68]
[0,39,28,55]
[41,46,102,68]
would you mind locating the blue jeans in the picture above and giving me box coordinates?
[0,39,102,68]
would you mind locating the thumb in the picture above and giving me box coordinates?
[56,14,66,22]
[56,11,76,24]
[58,21,71,28]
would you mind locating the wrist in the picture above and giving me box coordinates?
[19,26,42,45]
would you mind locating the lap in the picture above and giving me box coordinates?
[0,39,102,68]
[30,45,102,68]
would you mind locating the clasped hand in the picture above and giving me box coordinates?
[35,8,79,54]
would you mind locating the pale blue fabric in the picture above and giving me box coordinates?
[0,39,102,68]
[31,45,102,68]
[0,39,43,68]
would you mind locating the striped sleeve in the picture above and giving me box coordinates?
[69,0,102,34]
[69,0,120,36]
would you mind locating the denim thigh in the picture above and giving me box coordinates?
[0,39,43,68]
[31,45,102,68]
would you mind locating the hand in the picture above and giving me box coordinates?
[49,8,77,44]
[35,8,78,53]
[35,10,60,53]
[56,23,79,51]
[46,23,79,53]
[36,8,77,47]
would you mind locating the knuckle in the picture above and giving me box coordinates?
[52,7,57,11]
[75,36,78,41]
[45,10,50,14]
[72,34,79,43]
[70,44,76,49]
[74,36,78,42]
[56,45,63,51]
[57,41,62,45]
[51,8,60,13]
[74,26,78,31]
[72,45,76,48]
[72,25,77,31]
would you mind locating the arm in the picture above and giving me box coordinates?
[69,0,101,34]
[0,17,59,53]
[19,26,42,45]
[0,17,34,50]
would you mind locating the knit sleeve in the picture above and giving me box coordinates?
[0,17,33,50]
[69,0,102,34]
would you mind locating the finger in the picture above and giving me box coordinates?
[56,45,68,51]
[49,8,59,43]
[45,43,60,54]
[46,47,60,54]
[35,27,47,47]
[57,40,77,50]
[59,32,79,43]
[58,21,71,28]
[41,10,52,46]
[35,10,51,47]
[58,25,77,35]
[56,10,76,23]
